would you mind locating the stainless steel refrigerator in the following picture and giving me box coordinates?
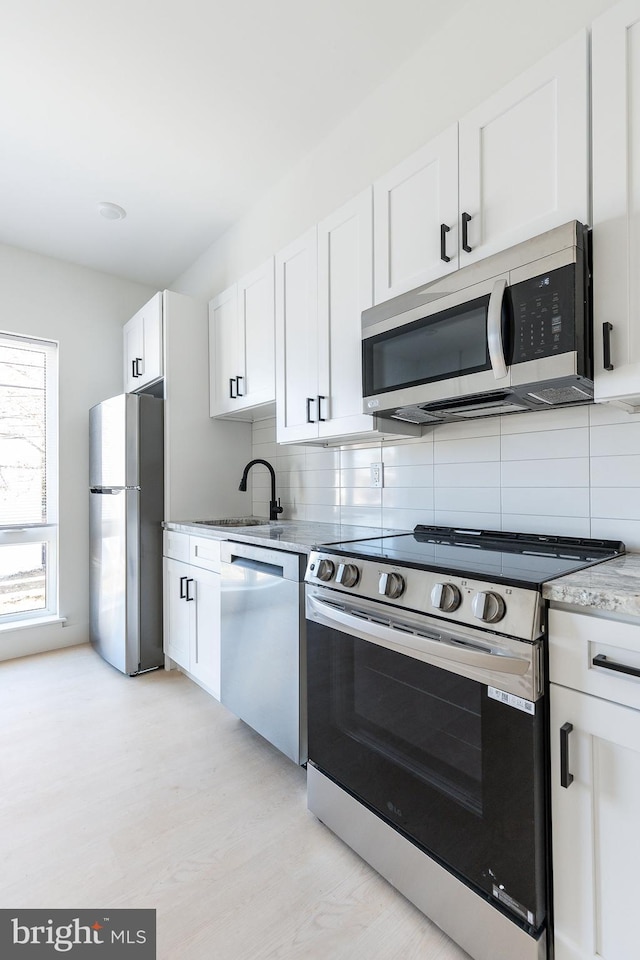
[89,393,164,675]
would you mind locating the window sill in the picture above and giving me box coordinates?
[0,615,67,634]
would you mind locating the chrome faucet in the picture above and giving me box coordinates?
[238,458,283,521]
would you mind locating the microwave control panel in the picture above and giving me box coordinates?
[510,263,578,364]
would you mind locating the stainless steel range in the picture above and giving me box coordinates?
[304,526,624,960]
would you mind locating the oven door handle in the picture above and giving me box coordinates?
[487,277,508,380]
[307,595,531,678]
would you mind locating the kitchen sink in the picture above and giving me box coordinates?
[192,518,271,527]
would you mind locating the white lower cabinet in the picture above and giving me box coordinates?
[549,608,640,960]
[163,533,221,698]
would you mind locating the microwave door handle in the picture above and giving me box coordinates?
[487,278,508,380]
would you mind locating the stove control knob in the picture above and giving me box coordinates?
[472,591,506,624]
[336,563,360,588]
[316,559,335,582]
[379,572,406,599]
[431,582,461,612]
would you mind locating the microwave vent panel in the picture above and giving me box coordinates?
[525,385,593,405]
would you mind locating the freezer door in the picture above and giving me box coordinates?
[89,394,140,489]
[89,488,140,674]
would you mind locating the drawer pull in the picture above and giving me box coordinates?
[592,653,640,680]
[560,722,574,789]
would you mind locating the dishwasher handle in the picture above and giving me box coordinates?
[229,557,284,578]
[220,540,305,582]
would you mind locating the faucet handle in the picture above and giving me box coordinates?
[275,498,283,515]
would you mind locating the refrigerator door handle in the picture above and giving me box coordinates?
[90,486,140,494]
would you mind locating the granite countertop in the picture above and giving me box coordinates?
[542,553,640,617]
[163,518,407,554]
[166,518,640,616]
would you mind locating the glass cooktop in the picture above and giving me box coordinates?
[323,525,625,588]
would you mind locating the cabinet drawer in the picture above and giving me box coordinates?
[163,530,190,562]
[189,536,222,573]
[549,608,640,710]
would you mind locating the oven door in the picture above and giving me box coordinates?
[306,585,548,935]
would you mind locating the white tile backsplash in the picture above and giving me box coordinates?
[434,487,501,514]
[501,427,589,461]
[501,457,590,488]
[590,488,640,521]
[434,435,501,464]
[501,487,590,518]
[590,421,640,457]
[591,455,640,487]
[250,408,640,546]
[434,462,500,488]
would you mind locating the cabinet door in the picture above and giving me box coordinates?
[139,292,163,387]
[373,124,458,303]
[236,258,275,411]
[317,188,376,439]
[208,284,239,416]
[163,557,191,669]
[123,314,143,393]
[593,0,640,405]
[190,567,220,699]
[275,227,319,442]
[550,683,640,960]
[459,31,588,266]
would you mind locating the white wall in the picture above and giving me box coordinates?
[0,244,155,661]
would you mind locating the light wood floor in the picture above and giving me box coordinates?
[0,644,471,960]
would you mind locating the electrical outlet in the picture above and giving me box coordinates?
[370,462,384,488]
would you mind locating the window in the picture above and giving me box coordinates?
[0,333,58,624]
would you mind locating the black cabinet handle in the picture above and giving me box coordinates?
[179,575,187,599]
[185,578,194,601]
[136,358,143,377]
[592,653,640,679]
[229,377,237,399]
[131,359,137,379]
[461,212,472,253]
[306,397,316,423]
[236,375,244,397]
[317,396,327,422]
[440,223,451,263]
[602,322,614,371]
[560,722,574,789]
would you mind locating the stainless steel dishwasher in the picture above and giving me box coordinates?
[220,540,307,765]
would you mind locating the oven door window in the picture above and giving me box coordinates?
[308,621,547,933]
[363,294,491,396]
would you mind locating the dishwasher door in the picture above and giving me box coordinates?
[220,541,306,764]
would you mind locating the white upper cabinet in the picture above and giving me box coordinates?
[123,291,163,392]
[317,189,377,440]
[275,227,319,443]
[276,195,419,444]
[209,284,238,417]
[592,0,640,407]
[459,31,589,266]
[372,32,589,306]
[238,259,276,411]
[209,258,275,419]
[373,125,459,303]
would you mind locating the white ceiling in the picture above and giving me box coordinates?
[0,0,468,288]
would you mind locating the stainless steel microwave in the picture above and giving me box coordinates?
[361,221,593,424]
